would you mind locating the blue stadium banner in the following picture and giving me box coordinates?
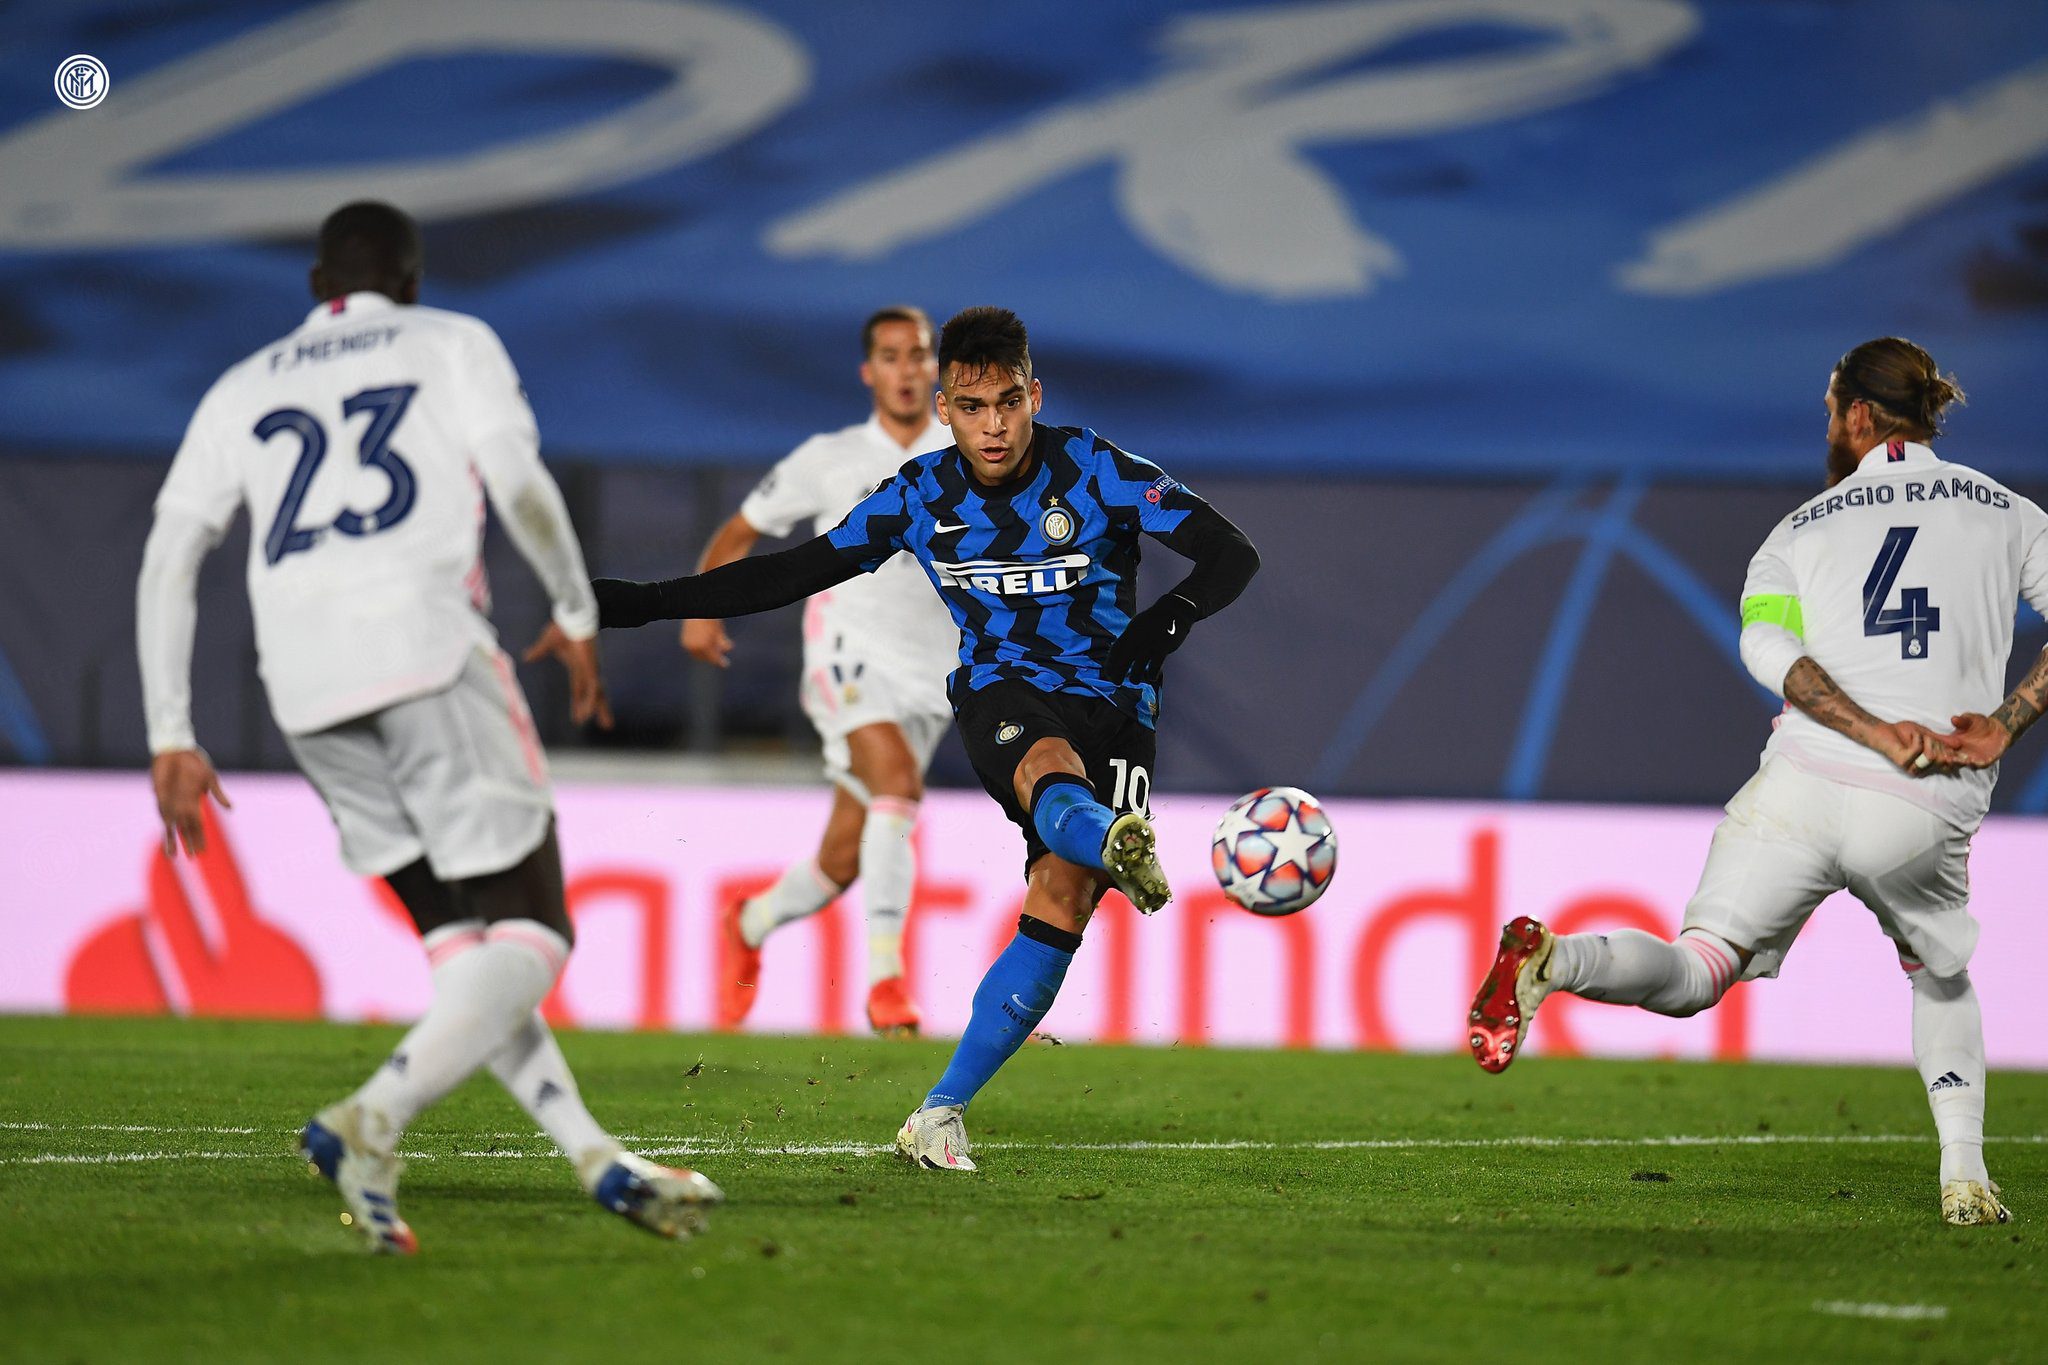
[1,0,2045,479]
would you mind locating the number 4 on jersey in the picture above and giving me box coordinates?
[1863,526,1940,659]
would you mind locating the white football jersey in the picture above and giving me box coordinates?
[153,292,593,735]
[1745,441,2048,829]
[739,414,960,715]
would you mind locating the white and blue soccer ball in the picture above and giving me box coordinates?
[1210,786,1338,917]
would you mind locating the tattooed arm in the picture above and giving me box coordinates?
[1782,657,1955,774]
[1939,645,2048,769]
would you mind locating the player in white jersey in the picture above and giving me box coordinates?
[681,307,959,1036]
[1468,337,2045,1226]
[134,202,721,1253]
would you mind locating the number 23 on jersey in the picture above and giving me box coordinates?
[257,383,419,565]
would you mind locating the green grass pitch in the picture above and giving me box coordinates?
[3,1015,2043,1363]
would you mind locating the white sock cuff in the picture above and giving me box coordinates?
[867,795,919,825]
[487,919,571,979]
[1677,929,1740,997]
[807,859,846,896]
[422,919,487,969]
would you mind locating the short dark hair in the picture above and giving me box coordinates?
[1832,337,1965,440]
[937,306,1030,387]
[862,305,931,356]
[317,201,422,291]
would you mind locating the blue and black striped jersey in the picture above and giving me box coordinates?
[825,423,1212,729]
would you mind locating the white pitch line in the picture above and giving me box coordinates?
[0,1120,260,1135]
[1812,1301,1948,1322]
[5,1129,2048,1167]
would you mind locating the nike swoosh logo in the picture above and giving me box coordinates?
[1010,993,1031,1011]
[1166,622,1177,636]
[935,521,969,533]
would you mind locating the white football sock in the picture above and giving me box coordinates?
[488,1013,614,1175]
[350,919,568,1153]
[739,859,843,948]
[1548,928,1738,1018]
[1910,968,1989,1185]
[861,796,918,984]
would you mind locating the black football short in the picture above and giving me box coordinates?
[952,678,1158,877]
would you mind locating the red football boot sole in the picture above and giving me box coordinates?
[1468,916,1553,1074]
[716,897,762,1031]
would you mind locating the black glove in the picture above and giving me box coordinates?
[593,577,668,630]
[1106,593,1199,685]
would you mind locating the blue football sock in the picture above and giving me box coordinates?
[1030,774,1113,871]
[923,917,1080,1110]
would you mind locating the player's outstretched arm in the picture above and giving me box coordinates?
[595,536,861,630]
[680,512,762,667]
[1781,657,1958,775]
[136,508,234,855]
[1942,645,2048,769]
[1107,502,1260,684]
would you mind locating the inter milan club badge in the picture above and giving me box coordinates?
[996,722,1023,744]
[55,54,109,110]
[1040,504,1075,545]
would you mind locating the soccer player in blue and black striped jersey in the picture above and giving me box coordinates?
[585,307,1260,1170]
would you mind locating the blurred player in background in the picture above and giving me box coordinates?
[135,201,722,1253]
[682,307,957,1037]
[1470,338,2044,1226]
[579,307,1260,1172]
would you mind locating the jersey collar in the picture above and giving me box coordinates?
[954,422,1047,498]
[1848,439,1938,477]
[302,291,400,328]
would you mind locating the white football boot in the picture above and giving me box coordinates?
[1941,1178,2013,1226]
[1102,811,1171,913]
[579,1146,725,1239]
[297,1101,418,1255]
[896,1104,977,1172]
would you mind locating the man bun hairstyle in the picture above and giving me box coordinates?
[317,201,422,289]
[862,305,932,356]
[938,306,1030,386]
[1832,336,1965,440]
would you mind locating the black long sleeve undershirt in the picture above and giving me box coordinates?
[1153,500,1260,618]
[596,500,1259,632]
[595,536,859,629]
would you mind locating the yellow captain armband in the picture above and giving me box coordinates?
[1740,593,1804,637]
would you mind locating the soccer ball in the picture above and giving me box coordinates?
[1210,786,1338,916]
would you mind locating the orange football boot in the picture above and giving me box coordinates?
[716,896,763,1030]
[866,975,920,1037]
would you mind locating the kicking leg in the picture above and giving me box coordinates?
[1550,928,1745,1015]
[896,856,1097,1171]
[1909,965,2008,1224]
[846,721,924,1034]
[1469,922,1746,1073]
[1019,737,1169,913]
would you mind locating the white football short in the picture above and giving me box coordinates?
[1682,757,1978,980]
[797,654,950,802]
[284,646,554,881]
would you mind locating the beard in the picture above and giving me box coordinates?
[1825,432,1861,487]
